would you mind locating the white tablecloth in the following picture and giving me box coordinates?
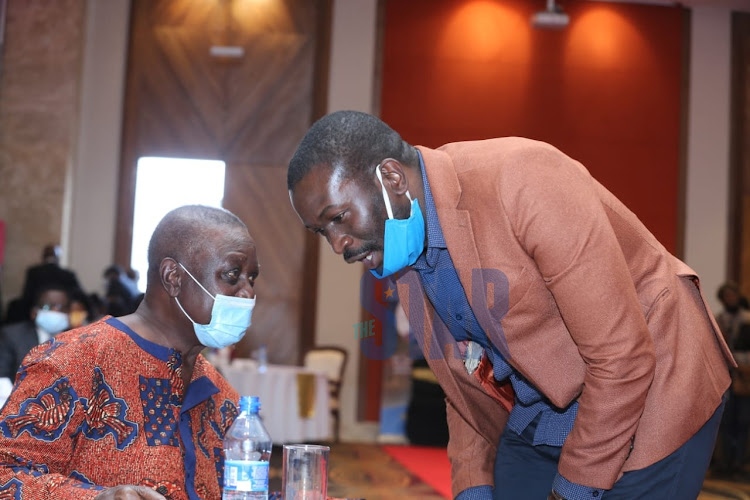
[221,360,331,444]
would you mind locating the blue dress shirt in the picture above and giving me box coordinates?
[411,153,604,500]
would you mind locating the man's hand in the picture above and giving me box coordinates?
[94,486,167,499]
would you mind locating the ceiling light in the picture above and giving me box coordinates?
[532,0,570,29]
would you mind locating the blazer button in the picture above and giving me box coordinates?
[456,314,463,321]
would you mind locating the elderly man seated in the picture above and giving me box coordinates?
[0,205,259,499]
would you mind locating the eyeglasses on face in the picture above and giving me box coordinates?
[37,303,67,312]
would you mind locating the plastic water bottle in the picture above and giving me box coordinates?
[223,396,272,499]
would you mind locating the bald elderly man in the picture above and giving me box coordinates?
[0,205,259,499]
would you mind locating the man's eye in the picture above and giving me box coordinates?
[226,270,239,280]
[332,212,345,223]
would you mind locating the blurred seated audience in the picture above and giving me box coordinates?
[103,264,142,316]
[10,244,82,323]
[0,204,251,498]
[68,287,97,329]
[715,282,750,478]
[88,292,107,319]
[716,282,750,347]
[0,284,71,380]
[3,297,26,325]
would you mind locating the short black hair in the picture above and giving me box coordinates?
[718,281,742,301]
[287,110,419,192]
[69,287,95,318]
[103,264,123,278]
[146,205,247,286]
[33,283,71,307]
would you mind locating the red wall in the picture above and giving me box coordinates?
[380,0,684,253]
[363,0,685,422]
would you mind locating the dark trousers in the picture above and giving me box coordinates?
[492,394,727,499]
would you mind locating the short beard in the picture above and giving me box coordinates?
[343,241,382,262]
[342,185,387,262]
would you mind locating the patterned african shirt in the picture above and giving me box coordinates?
[0,316,239,499]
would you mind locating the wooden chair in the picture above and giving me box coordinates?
[303,346,348,442]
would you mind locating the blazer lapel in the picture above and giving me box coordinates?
[417,146,515,365]
[416,146,481,298]
[419,146,534,384]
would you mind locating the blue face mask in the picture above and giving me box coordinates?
[174,263,256,349]
[370,165,426,279]
[35,310,70,335]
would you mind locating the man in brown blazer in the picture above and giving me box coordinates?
[288,110,735,499]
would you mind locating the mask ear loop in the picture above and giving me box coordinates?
[375,163,412,220]
[178,262,215,300]
[174,296,197,324]
[174,262,216,324]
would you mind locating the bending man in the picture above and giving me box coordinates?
[288,110,734,500]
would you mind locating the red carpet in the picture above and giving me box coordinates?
[382,445,452,499]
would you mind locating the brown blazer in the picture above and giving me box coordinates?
[396,138,734,497]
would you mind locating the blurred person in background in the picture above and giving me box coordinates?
[14,244,82,322]
[68,287,96,329]
[102,265,141,316]
[0,284,71,380]
[716,282,750,347]
[714,282,750,478]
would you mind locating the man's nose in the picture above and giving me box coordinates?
[329,232,352,255]
[236,281,256,299]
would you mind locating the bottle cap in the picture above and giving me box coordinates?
[239,395,261,413]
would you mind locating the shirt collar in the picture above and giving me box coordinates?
[417,150,447,250]
[107,316,176,362]
[105,316,220,409]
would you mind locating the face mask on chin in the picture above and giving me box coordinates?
[35,310,70,336]
[174,263,256,349]
[69,310,88,328]
[370,164,426,279]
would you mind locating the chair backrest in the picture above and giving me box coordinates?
[303,346,347,382]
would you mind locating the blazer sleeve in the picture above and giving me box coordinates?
[500,143,656,489]
[445,397,502,497]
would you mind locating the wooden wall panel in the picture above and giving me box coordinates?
[223,165,306,364]
[116,0,329,364]
[380,0,684,253]
[733,13,750,297]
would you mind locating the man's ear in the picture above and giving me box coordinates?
[160,258,181,297]
[378,158,409,196]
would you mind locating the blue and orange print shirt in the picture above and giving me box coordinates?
[0,316,239,499]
